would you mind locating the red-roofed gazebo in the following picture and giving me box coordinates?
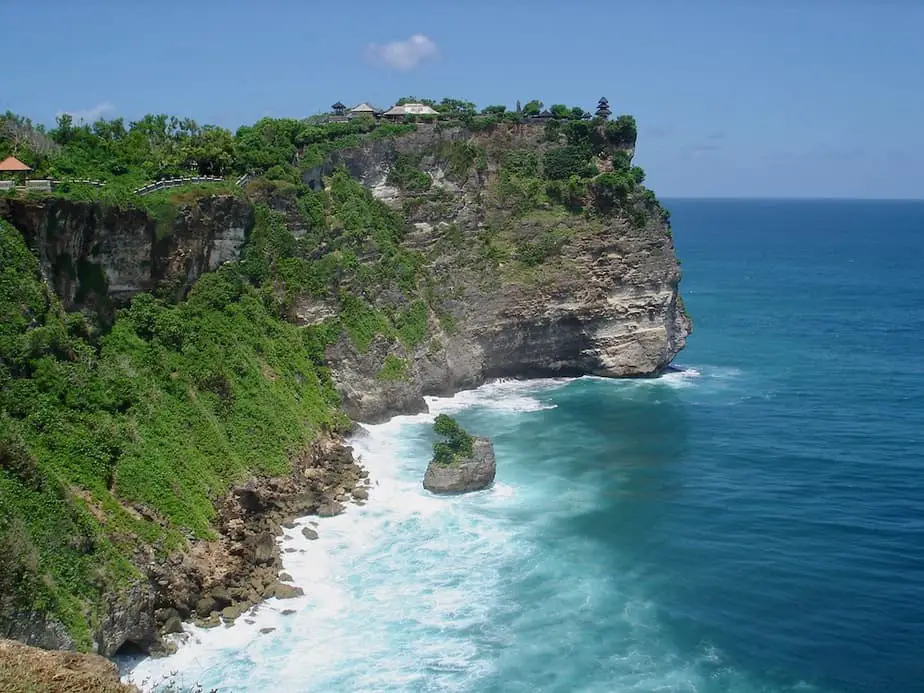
[0,156,32,174]
[0,156,32,188]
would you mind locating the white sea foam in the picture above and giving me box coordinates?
[127,381,547,692]
[424,376,571,415]
[125,372,792,693]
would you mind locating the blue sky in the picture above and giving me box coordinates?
[2,0,922,198]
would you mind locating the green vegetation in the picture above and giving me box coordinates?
[0,215,349,645]
[518,230,568,266]
[431,414,474,466]
[376,354,409,382]
[0,110,415,197]
[387,153,431,192]
[0,159,439,645]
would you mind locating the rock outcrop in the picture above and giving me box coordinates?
[139,435,365,649]
[0,638,137,693]
[0,613,75,653]
[317,123,691,422]
[0,194,252,314]
[423,437,497,494]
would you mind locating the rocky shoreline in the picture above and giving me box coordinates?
[114,433,370,658]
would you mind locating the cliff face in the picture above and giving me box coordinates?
[315,123,691,422]
[0,195,252,313]
[0,120,690,656]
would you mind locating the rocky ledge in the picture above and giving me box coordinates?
[0,638,137,693]
[423,437,497,494]
[100,434,370,658]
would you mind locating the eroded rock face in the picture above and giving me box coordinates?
[95,583,156,658]
[423,438,496,494]
[0,195,252,312]
[320,124,691,422]
[0,612,75,652]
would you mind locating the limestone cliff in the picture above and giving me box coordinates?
[0,194,252,315]
[314,123,691,422]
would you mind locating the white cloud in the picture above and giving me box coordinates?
[58,102,114,123]
[365,34,437,71]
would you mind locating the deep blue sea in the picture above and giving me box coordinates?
[129,199,924,693]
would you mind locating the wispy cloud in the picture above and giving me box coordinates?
[680,142,723,160]
[365,34,438,71]
[58,102,114,123]
[646,126,672,139]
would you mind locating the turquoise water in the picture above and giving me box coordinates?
[129,200,924,692]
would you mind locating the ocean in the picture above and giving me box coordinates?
[127,199,924,693]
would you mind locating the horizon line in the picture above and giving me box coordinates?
[660,196,924,202]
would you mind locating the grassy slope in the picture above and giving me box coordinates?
[0,211,345,647]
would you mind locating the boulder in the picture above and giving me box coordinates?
[423,437,496,494]
[266,582,304,600]
[221,604,246,621]
[244,531,278,565]
[301,527,319,540]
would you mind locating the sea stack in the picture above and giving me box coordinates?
[423,437,496,494]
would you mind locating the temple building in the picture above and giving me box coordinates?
[349,103,378,118]
[382,103,439,121]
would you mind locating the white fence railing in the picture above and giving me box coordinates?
[2,174,251,196]
[1,178,106,192]
[134,176,226,196]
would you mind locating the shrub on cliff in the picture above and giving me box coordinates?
[432,414,474,466]
[604,115,638,149]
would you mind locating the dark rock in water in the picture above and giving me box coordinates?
[260,627,276,634]
[317,501,343,517]
[301,527,319,540]
[423,437,496,494]
[266,582,303,600]
[279,572,293,582]
[281,609,296,616]
[195,596,216,617]
[209,587,232,609]
[352,486,369,501]
[195,613,221,629]
[221,604,245,621]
